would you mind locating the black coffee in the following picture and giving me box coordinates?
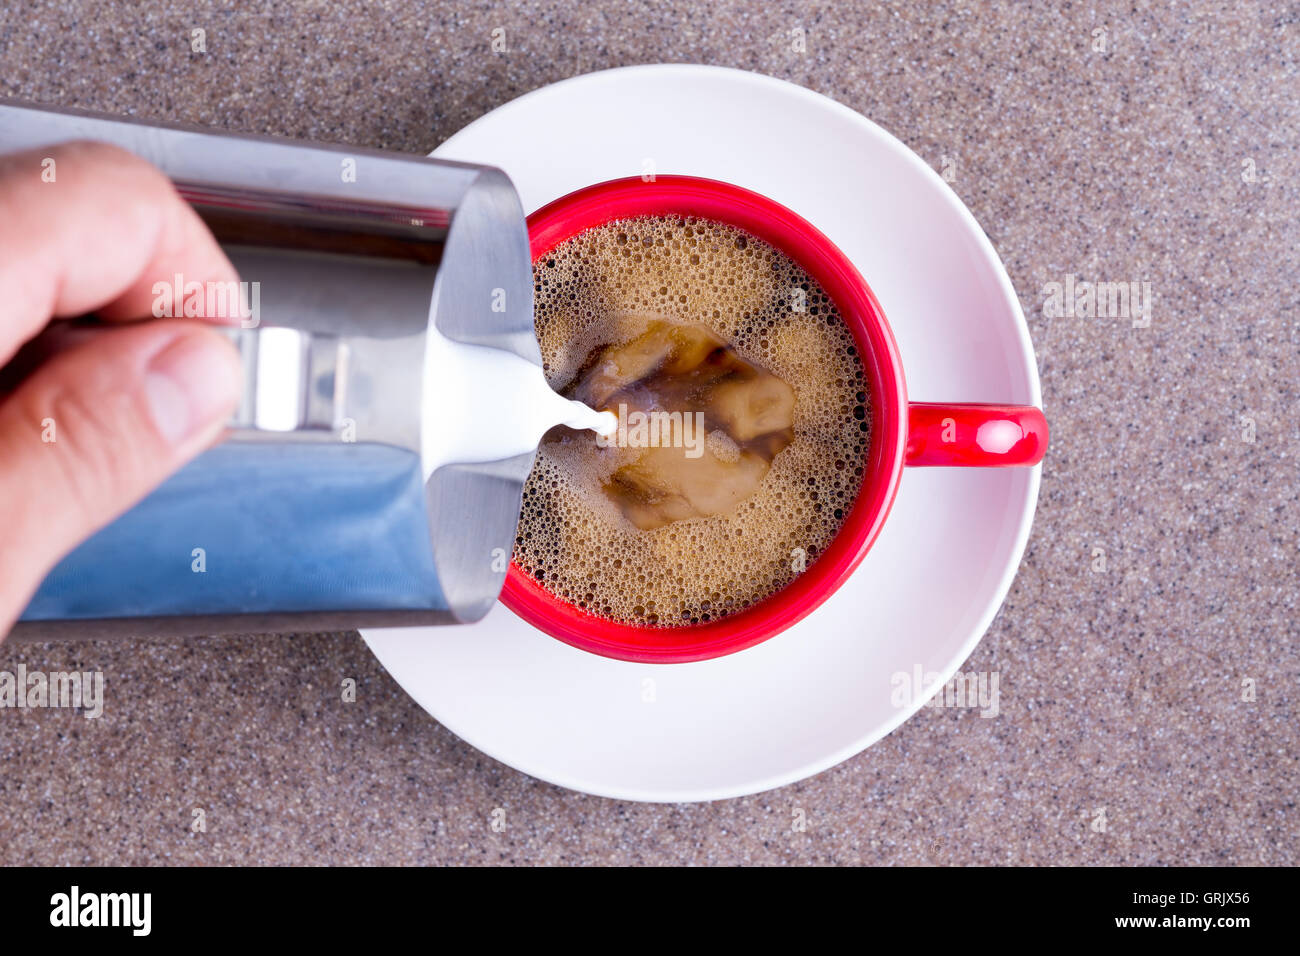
[518,215,869,627]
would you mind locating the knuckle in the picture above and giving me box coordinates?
[55,139,145,170]
[55,141,173,208]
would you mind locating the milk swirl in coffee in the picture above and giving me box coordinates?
[517,215,869,626]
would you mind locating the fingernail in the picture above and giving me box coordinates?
[144,333,240,445]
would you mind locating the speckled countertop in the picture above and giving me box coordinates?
[1,1,1296,865]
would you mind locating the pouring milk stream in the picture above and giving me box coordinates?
[422,327,617,480]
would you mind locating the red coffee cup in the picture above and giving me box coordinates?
[503,176,1047,664]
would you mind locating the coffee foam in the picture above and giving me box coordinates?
[517,215,869,627]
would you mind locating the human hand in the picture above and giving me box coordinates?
[0,141,242,637]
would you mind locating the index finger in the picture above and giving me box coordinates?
[0,140,240,366]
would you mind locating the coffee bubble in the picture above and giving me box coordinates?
[518,216,869,627]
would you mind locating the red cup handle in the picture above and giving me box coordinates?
[906,402,1048,467]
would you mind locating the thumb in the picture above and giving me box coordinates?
[0,320,241,625]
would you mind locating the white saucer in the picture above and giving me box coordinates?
[362,65,1043,802]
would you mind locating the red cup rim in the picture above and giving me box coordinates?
[504,176,908,663]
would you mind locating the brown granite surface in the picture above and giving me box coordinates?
[0,1,1296,865]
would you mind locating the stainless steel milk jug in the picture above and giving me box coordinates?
[0,101,537,638]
